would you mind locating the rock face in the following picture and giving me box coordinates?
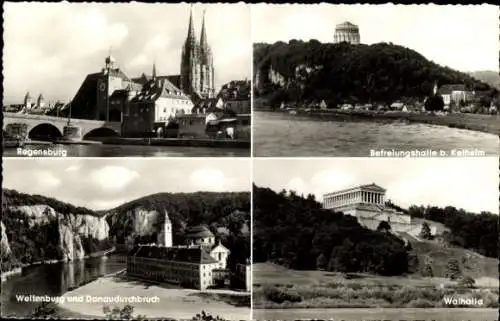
[3,205,110,262]
[108,207,162,249]
[1,221,12,256]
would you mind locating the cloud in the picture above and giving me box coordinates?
[254,158,499,214]
[252,4,498,72]
[3,2,250,104]
[34,171,62,189]
[88,166,139,191]
[189,168,229,191]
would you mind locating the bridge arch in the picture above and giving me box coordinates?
[28,123,63,141]
[83,127,120,139]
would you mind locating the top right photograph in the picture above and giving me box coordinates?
[252,4,500,157]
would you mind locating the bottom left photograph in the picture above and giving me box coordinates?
[1,158,252,321]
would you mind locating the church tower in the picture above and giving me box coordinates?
[157,210,173,247]
[180,6,215,100]
[199,9,215,98]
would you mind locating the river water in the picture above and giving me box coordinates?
[253,307,499,321]
[1,255,126,318]
[253,112,499,157]
[3,143,249,157]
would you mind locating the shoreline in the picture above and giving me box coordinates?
[95,137,251,149]
[57,274,251,320]
[1,248,115,280]
[256,108,500,136]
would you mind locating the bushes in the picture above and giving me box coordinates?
[263,286,302,304]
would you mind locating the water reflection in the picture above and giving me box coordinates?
[1,255,125,318]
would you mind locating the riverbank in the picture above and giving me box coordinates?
[93,137,251,149]
[57,274,251,320]
[1,248,115,280]
[253,263,499,309]
[257,108,500,135]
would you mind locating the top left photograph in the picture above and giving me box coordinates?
[3,2,251,157]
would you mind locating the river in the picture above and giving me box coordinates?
[3,143,249,157]
[253,307,499,321]
[253,112,499,157]
[1,255,126,318]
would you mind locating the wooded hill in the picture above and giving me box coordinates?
[253,185,498,277]
[253,40,493,106]
[1,189,250,272]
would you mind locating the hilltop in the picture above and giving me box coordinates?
[468,70,500,89]
[253,40,492,106]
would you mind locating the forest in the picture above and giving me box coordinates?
[406,205,498,258]
[253,40,493,107]
[253,185,409,276]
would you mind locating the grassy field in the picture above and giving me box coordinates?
[253,263,499,309]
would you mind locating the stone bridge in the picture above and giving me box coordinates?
[3,112,121,140]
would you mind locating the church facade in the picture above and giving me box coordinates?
[180,8,216,101]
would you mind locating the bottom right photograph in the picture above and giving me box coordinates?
[252,157,499,321]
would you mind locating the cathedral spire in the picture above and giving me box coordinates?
[152,60,157,79]
[200,8,208,49]
[186,4,196,45]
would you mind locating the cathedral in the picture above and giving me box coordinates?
[180,8,216,100]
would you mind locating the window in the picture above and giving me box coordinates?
[164,108,167,112]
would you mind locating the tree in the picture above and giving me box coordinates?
[32,302,56,318]
[446,259,461,280]
[192,310,229,321]
[458,276,476,288]
[419,222,432,239]
[316,253,327,270]
[421,263,434,277]
[377,221,391,232]
[424,94,444,112]
[103,305,146,320]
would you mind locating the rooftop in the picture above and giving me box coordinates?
[129,244,218,264]
[185,225,214,238]
[324,183,386,197]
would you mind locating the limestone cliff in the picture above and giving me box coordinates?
[107,207,165,249]
[3,205,110,262]
[1,221,12,256]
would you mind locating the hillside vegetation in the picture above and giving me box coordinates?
[253,40,493,106]
[1,189,250,272]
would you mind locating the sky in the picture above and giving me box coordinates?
[252,4,499,73]
[2,158,251,211]
[3,2,250,105]
[254,157,499,214]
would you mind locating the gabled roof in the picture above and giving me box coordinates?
[439,84,467,94]
[358,183,386,192]
[130,244,218,264]
[107,68,131,82]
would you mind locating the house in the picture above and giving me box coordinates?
[438,84,470,107]
[122,79,193,137]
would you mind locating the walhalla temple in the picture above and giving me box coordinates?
[323,183,449,237]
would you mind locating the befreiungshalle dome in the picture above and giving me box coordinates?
[334,21,360,45]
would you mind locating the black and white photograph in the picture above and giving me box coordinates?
[252,4,500,157]
[252,158,499,320]
[3,2,251,157]
[1,158,251,320]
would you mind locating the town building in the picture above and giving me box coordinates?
[323,183,447,236]
[126,211,232,290]
[437,84,470,108]
[64,8,215,126]
[218,80,251,115]
[122,76,193,137]
[333,21,360,45]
